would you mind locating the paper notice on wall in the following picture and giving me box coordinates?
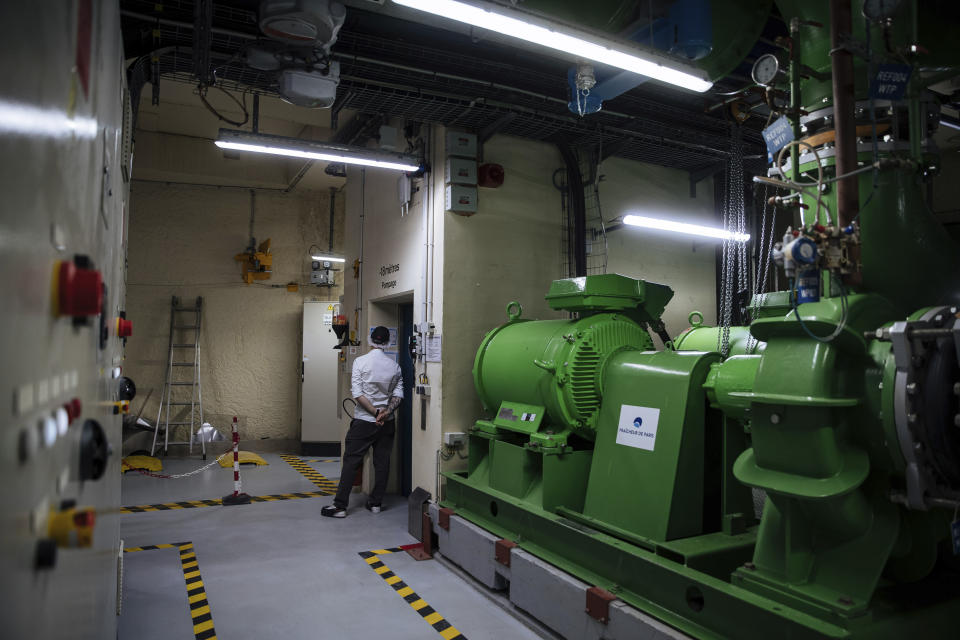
[425,335,442,362]
[615,405,661,451]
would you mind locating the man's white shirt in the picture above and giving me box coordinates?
[351,348,404,422]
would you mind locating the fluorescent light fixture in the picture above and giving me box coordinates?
[392,0,712,92]
[215,129,421,172]
[311,255,345,262]
[623,214,750,242]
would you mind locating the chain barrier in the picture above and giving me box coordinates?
[134,452,230,479]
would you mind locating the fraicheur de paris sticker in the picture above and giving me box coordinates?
[616,405,661,451]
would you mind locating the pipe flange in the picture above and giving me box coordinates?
[892,307,960,510]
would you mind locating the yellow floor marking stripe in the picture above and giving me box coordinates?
[194,620,215,633]
[124,542,218,640]
[440,626,463,640]
[359,547,467,638]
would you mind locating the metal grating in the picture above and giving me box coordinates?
[122,1,766,172]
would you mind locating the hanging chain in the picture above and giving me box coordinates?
[134,452,230,479]
[719,125,744,358]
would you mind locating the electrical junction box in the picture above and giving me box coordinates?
[445,185,477,215]
[444,431,466,447]
[416,384,431,396]
[446,131,477,158]
[379,125,399,151]
[446,157,477,185]
[310,260,335,285]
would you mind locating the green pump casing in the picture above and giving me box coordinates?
[472,274,673,438]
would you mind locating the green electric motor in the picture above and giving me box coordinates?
[473,274,673,439]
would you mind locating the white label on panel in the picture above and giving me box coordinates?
[615,405,661,451]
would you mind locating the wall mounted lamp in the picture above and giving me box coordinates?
[215,129,422,172]
[620,214,750,242]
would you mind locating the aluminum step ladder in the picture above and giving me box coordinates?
[151,296,207,458]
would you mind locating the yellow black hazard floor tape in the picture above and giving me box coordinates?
[280,454,339,492]
[120,491,330,513]
[124,542,217,640]
[359,546,467,640]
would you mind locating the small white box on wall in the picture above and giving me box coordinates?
[445,185,478,215]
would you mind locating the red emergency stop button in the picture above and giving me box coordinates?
[64,398,82,423]
[57,261,102,317]
[116,317,133,337]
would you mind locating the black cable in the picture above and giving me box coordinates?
[198,84,249,127]
[342,397,356,419]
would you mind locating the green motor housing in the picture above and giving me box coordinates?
[472,274,673,439]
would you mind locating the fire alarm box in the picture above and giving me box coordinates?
[445,185,478,215]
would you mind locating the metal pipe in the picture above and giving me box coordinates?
[121,10,257,41]
[789,18,802,183]
[328,187,336,252]
[829,0,859,227]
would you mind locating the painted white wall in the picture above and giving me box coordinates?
[599,157,717,337]
[125,182,344,446]
[341,152,442,496]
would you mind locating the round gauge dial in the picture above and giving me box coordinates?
[862,0,902,21]
[751,53,780,87]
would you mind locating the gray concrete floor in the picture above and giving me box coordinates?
[119,452,546,640]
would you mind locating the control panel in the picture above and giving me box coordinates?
[1,3,131,637]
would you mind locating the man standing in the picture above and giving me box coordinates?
[322,326,403,518]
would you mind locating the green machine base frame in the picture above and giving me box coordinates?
[442,475,960,640]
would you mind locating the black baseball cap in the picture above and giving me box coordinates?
[371,326,390,345]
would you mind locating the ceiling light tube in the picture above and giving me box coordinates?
[311,255,346,262]
[623,214,750,242]
[392,0,712,92]
[214,129,421,172]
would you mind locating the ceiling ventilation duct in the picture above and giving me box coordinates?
[259,0,346,48]
[256,0,345,107]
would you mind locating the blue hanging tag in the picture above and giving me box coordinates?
[762,116,794,164]
[952,518,960,555]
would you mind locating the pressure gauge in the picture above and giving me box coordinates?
[862,0,901,21]
[751,53,780,87]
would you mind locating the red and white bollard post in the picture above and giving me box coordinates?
[222,416,251,506]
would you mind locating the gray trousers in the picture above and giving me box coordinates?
[333,417,395,509]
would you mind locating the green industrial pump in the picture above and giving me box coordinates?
[443,1,960,637]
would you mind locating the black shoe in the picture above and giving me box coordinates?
[365,502,381,514]
[321,505,346,518]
